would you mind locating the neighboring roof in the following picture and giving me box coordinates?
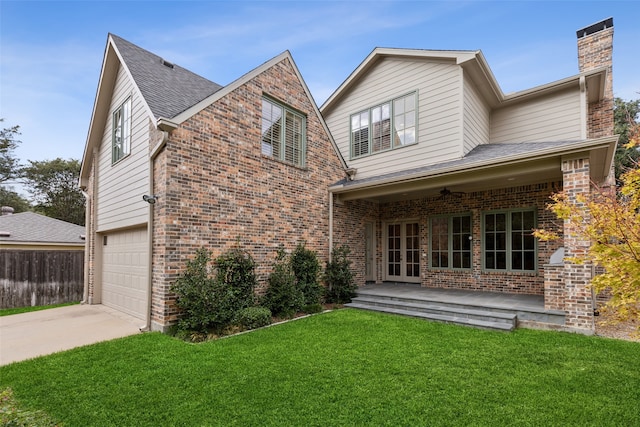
[0,212,85,245]
[109,34,223,120]
[330,137,617,193]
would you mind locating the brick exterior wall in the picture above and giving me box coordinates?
[148,57,345,330]
[333,182,563,295]
[543,264,565,311]
[577,25,614,139]
[562,157,595,331]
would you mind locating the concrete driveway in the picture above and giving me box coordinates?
[0,304,142,366]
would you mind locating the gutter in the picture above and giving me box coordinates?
[140,129,171,332]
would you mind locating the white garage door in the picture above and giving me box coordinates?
[102,227,148,320]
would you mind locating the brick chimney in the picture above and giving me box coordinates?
[577,18,614,139]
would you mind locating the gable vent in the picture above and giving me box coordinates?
[161,59,175,69]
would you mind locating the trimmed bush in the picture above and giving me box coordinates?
[214,247,257,312]
[324,245,357,304]
[290,242,323,307]
[171,246,258,335]
[237,307,272,330]
[262,247,304,318]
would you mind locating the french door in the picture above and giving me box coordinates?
[386,221,420,283]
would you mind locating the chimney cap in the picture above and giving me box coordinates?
[576,17,613,39]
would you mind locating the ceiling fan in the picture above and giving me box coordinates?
[438,187,465,199]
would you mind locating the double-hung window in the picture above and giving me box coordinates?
[112,97,131,164]
[261,97,306,167]
[430,214,472,269]
[350,92,416,158]
[483,209,536,271]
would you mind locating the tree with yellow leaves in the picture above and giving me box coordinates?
[536,110,639,333]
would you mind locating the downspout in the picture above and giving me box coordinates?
[329,191,334,262]
[140,130,170,332]
[80,189,90,304]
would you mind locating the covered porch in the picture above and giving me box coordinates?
[330,138,617,333]
[346,283,565,331]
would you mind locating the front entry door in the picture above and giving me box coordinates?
[386,222,420,283]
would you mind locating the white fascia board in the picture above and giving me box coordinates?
[80,38,116,186]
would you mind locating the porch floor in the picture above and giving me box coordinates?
[349,283,565,330]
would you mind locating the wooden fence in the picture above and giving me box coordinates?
[0,250,84,309]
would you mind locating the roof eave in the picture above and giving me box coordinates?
[329,136,618,194]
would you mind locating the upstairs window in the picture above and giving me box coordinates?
[261,97,306,167]
[350,92,416,159]
[112,97,131,164]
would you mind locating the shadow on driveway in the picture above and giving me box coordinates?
[0,304,142,366]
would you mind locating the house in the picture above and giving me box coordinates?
[323,18,616,333]
[0,210,85,308]
[81,18,616,334]
[79,35,346,331]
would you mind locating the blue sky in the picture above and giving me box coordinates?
[1,1,639,185]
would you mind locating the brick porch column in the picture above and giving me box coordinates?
[561,157,594,333]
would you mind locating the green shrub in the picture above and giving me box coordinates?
[171,248,221,333]
[262,247,304,318]
[302,303,323,314]
[237,307,272,330]
[290,242,323,306]
[171,246,258,335]
[214,247,257,312]
[324,245,357,304]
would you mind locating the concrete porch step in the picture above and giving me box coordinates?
[346,301,515,331]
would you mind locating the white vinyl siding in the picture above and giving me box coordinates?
[490,87,582,143]
[96,63,150,231]
[324,57,461,180]
[463,75,490,154]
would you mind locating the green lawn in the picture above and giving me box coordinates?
[1,309,639,426]
[0,302,79,317]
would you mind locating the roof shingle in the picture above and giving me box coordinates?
[0,212,85,245]
[110,34,223,119]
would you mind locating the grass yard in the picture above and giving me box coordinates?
[1,309,639,426]
[0,302,79,317]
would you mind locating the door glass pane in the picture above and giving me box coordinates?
[406,223,420,277]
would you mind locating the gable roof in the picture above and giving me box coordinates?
[320,47,608,114]
[109,34,223,120]
[81,36,348,185]
[0,212,85,245]
[158,50,347,168]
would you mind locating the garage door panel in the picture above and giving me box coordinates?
[102,227,147,319]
